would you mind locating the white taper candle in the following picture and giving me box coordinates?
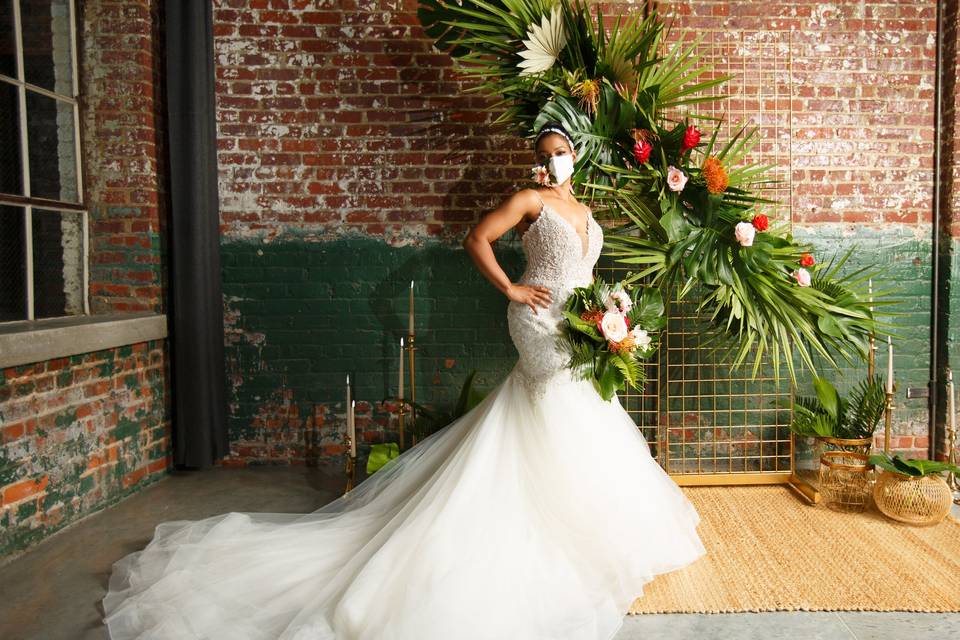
[886,335,894,394]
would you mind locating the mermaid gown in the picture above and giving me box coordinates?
[101,194,707,639]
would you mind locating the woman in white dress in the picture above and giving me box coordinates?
[101,122,706,640]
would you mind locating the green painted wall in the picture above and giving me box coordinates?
[221,223,950,462]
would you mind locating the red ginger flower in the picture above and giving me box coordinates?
[633,139,652,164]
[800,253,815,267]
[752,214,769,232]
[681,125,701,152]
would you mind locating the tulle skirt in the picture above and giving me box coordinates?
[102,366,706,639]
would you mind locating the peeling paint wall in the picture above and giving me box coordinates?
[210,0,955,466]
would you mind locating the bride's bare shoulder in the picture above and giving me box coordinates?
[508,188,544,219]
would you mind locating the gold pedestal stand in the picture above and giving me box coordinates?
[406,332,417,450]
[344,435,357,494]
[883,390,894,454]
[946,369,960,505]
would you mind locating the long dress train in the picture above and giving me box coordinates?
[102,192,707,639]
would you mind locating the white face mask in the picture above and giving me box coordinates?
[547,153,574,185]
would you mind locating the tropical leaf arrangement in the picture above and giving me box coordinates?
[868,452,960,478]
[416,0,893,383]
[558,277,665,400]
[788,374,887,440]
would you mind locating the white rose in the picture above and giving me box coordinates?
[793,268,812,287]
[605,290,632,313]
[734,221,756,247]
[599,311,629,342]
[666,165,688,192]
[630,327,651,349]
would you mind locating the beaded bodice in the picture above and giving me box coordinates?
[505,194,604,400]
[518,201,602,288]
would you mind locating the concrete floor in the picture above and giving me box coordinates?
[1,466,958,640]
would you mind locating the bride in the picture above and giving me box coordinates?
[101,121,707,640]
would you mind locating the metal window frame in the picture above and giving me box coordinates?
[1,0,86,324]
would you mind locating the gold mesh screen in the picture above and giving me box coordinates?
[595,31,798,484]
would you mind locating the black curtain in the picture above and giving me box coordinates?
[165,0,229,468]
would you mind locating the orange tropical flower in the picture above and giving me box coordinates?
[702,156,729,194]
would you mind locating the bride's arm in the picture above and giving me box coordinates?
[462,189,553,314]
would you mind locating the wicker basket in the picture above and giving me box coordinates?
[819,451,872,512]
[872,470,954,526]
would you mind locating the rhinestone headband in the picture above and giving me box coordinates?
[534,126,575,151]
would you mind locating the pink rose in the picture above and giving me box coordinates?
[599,311,629,342]
[666,166,688,192]
[793,268,811,287]
[734,222,755,247]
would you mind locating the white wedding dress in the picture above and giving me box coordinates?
[102,192,707,639]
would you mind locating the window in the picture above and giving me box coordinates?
[0,0,87,323]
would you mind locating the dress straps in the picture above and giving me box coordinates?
[533,190,546,212]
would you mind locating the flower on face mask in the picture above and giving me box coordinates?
[734,221,755,247]
[793,268,812,287]
[531,164,552,186]
[666,166,688,192]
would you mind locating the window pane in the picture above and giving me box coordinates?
[0,0,15,78]
[26,90,78,202]
[0,205,26,321]
[21,0,73,95]
[32,208,83,318]
[0,80,22,195]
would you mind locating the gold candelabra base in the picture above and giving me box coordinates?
[344,435,357,494]
[883,390,894,454]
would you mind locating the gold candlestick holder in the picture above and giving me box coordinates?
[406,332,417,450]
[883,389,894,454]
[945,369,960,504]
[344,434,357,494]
[397,395,406,451]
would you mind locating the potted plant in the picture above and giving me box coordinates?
[868,452,960,525]
[789,374,887,455]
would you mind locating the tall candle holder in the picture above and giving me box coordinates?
[406,332,417,449]
[344,433,357,493]
[883,390,894,454]
[945,369,960,504]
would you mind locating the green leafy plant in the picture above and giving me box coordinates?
[789,374,887,440]
[868,452,960,478]
[417,0,891,383]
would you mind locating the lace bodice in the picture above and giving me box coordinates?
[517,199,602,287]
[506,192,604,400]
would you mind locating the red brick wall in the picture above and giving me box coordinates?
[213,0,511,245]
[79,0,166,313]
[0,340,171,557]
[210,0,939,242]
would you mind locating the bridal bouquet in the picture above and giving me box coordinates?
[558,278,665,401]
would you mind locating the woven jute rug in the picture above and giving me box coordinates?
[627,484,960,614]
